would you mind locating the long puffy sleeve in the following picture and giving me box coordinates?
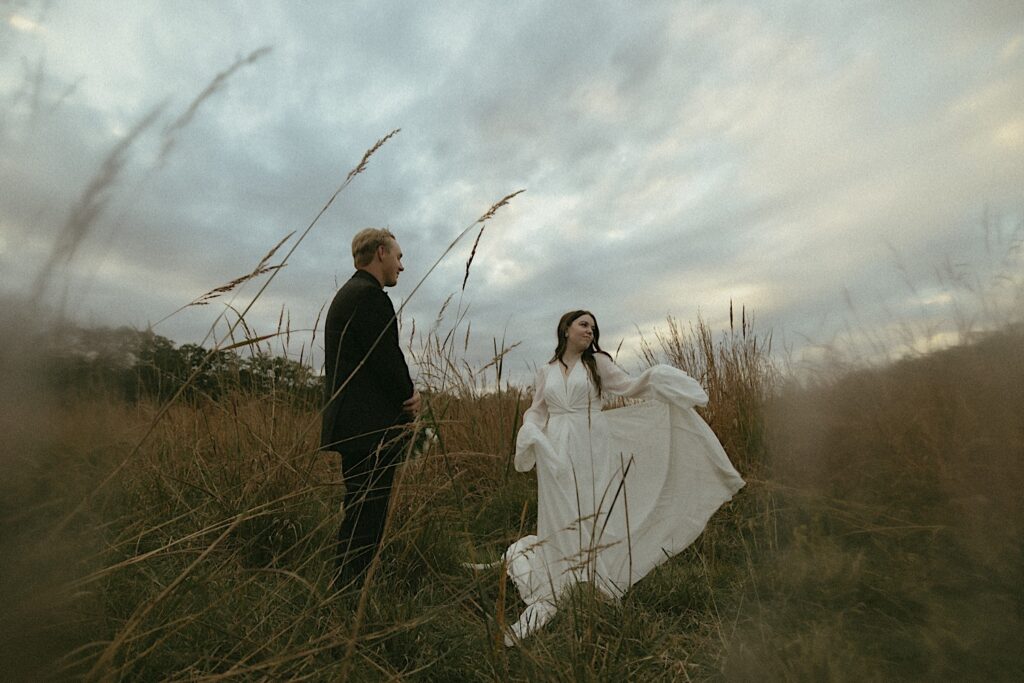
[522,366,549,428]
[595,354,709,409]
[513,366,552,472]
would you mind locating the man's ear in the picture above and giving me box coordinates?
[376,244,388,262]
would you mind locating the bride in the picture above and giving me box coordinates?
[497,310,745,646]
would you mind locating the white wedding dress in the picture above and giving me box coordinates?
[501,354,745,645]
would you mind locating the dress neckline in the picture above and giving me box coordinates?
[558,359,579,380]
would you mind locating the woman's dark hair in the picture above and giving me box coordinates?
[550,309,611,396]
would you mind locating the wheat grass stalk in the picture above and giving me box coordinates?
[30,103,165,306]
[153,231,294,327]
[158,47,272,166]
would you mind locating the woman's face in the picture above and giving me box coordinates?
[565,314,596,353]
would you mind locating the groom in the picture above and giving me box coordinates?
[321,227,420,584]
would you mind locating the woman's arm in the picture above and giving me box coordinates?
[595,354,709,407]
[513,366,550,472]
[594,353,637,396]
[521,366,549,428]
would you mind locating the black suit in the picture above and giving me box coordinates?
[321,269,414,579]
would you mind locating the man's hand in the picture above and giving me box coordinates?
[403,389,421,417]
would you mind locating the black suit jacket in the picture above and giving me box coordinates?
[320,270,414,454]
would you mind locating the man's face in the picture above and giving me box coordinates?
[379,239,404,287]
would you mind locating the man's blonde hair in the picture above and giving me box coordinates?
[351,228,396,268]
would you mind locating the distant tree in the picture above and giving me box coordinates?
[135,332,185,401]
[37,323,322,405]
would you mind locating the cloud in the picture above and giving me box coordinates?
[1,0,1022,386]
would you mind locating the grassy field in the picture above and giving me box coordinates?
[2,306,1022,681]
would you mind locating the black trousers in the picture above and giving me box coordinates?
[335,433,407,581]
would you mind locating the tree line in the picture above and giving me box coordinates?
[39,325,322,405]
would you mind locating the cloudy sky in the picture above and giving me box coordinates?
[2,1,1022,383]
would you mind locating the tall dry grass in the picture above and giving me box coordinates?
[4,302,764,680]
[6,282,1024,679]
[639,302,776,477]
